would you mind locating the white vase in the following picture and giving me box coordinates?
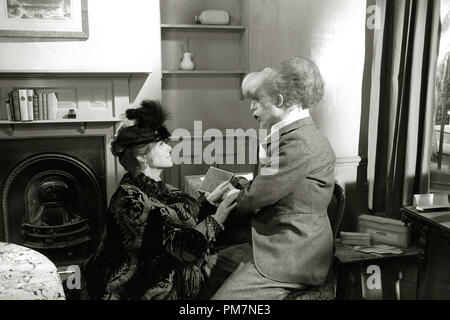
[180,52,195,70]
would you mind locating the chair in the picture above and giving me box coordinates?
[327,183,346,240]
[285,182,346,300]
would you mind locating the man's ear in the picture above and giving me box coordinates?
[275,94,284,108]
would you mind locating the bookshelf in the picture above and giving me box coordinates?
[0,71,147,123]
[160,0,249,131]
[162,70,246,75]
[161,24,245,30]
[160,23,247,75]
[0,118,122,135]
[0,119,121,124]
[159,0,255,188]
[0,71,148,79]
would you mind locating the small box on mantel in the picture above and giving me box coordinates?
[357,214,411,248]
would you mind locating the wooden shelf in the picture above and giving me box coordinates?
[0,71,150,79]
[0,119,122,135]
[162,70,246,75]
[161,24,245,30]
[0,119,121,124]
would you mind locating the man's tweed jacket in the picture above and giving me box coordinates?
[236,116,336,285]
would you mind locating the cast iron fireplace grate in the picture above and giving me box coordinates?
[0,136,107,266]
[20,176,91,250]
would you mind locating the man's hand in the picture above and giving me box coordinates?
[207,181,233,206]
[213,192,239,225]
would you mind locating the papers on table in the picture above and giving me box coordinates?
[352,244,404,255]
[414,193,450,211]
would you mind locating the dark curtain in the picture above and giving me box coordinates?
[369,0,440,218]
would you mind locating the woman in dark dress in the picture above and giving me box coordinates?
[79,100,237,300]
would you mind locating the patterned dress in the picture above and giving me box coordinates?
[79,172,223,300]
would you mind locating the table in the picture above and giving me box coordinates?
[0,242,65,300]
[401,206,450,299]
[334,243,419,299]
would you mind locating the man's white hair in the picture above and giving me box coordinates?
[242,67,278,98]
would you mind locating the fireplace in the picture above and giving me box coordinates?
[19,162,92,250]
[0,136,107,266]
[0,71,143,266]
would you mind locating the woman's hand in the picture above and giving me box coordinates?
[207,181,233,206]
[223,186,240,198]
[213,191,239,225]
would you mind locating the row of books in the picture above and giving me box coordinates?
[4,89,58,121]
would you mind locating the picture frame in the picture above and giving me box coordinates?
[0,0,88,39]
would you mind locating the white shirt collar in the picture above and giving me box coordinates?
[265,108,310,141]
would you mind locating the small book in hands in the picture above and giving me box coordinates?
[199,167,234,194]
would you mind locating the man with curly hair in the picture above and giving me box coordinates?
[200,56,336,300]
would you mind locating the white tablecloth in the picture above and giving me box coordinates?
[0,242,65,300]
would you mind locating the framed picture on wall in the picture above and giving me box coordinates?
[0,0,88,39]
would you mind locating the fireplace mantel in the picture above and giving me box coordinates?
[0,71,137,202]
[0,119,122,135]
[0,71,144,264]
[0,121,122,202]
[0,71,149,79]
[0,70,149,121]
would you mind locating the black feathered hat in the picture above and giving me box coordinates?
[111,100,171,156]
